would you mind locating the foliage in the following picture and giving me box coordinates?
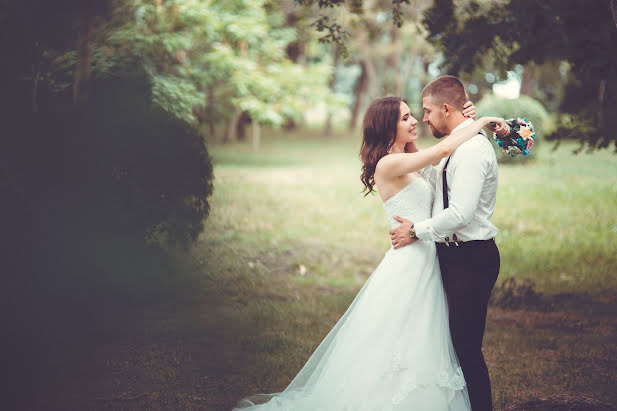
[1,0,218,250]
[295,0,413,55]
[4,75,213,252]
[476,94,550,163]
[476,94,551,132]
[96,0,339,128]
[423,0,617,150]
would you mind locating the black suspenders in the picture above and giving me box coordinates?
[442,156,459,247]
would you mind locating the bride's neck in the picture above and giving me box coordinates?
[389,143,405,154]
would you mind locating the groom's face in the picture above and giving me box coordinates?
[422,96,448,139]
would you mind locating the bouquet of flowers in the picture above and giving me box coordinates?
[491,118,536,157]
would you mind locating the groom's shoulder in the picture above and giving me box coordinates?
[458,132,491,151]
[453,133,496,161]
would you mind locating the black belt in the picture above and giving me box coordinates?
[436,238,495,249]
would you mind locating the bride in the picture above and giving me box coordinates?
[234,97,505,411]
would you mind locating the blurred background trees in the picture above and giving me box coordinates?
[423,0,617,150]
[2,0,615,300]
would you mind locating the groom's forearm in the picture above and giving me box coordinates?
[415,177,481,241]
[414,206,469,241]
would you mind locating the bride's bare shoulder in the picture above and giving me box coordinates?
[375,153,400,177]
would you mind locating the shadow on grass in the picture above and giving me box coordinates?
[4,236,615,410]
[490,277,617,316]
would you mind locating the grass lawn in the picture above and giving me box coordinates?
[62,127,617,410]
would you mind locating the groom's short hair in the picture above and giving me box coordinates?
[422,75,467,111]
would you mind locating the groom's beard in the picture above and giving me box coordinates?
[432,130,446,139]
[428,123,447,139]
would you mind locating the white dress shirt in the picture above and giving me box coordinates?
[415,118,499,243]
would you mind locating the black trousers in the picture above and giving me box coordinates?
[436,239,500,411]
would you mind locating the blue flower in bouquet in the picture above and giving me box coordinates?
[492,118,536,158]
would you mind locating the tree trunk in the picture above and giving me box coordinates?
[389,27,403,96]
[324,111,333,138]
[224,107,242,143]
[397,54,412,98]
[598,78,607,130]
[31,41,42,113]
[283,118,297,130]
[236,111,251,141]
[206,87,216,137]
[73,11,94,105]
[283,0,304,64]
[252,121,261,152]
[520,63,535,98]
[324,44,340,138]
[349,58,375,131]
[611,0,617,29]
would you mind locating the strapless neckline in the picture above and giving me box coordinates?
[383,177,424,205]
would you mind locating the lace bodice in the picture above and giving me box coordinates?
[382,176,434,229]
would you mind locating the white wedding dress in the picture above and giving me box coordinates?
[234,175,471,411]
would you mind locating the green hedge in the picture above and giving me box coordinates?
[476,94,553,163]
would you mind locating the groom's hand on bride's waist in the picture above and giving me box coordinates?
[389,216,416,249]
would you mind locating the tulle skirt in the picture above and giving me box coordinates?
[234,241,471,411]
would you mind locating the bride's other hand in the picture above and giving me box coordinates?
[389,216,416,249]
[462,101,477,119]
[488,118,509,137]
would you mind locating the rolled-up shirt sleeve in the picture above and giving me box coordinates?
[414,140,487,241]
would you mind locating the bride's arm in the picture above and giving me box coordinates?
[376,116,504,179]
[404,100,477,156]
[405,141,437,183]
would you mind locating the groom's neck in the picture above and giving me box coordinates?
[446,112,468,134]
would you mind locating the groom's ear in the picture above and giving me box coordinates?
[443,103,452,117]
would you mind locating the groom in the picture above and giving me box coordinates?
[390,75,502,411]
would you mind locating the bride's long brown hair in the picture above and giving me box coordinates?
[360,96,406,196]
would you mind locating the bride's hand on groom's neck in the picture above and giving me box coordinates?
[462,101,477,119]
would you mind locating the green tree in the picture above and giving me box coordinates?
[423,0,617,150]
[99,0,340,145]
[292,0,442,132]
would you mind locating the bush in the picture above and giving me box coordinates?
[0,75,215,408]
[2,75,214,305]
[476,94,553,163]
